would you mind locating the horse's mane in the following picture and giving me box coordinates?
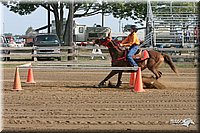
[110,40,123,52]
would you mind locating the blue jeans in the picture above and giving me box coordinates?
[127,45,139,67]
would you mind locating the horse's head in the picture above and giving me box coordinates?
[94,37,112,47]
[94,30,114,47]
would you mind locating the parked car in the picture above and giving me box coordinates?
[5,36,17,47]
[32,34,62,61]
[15,37,25,47]
[0,35,10,61]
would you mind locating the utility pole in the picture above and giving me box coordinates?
[101,1,104,27]
[0,3,3,35]
[102,12,104,27]
[47,4,51,33]
[119,20,121,32]
[146,0,154,47]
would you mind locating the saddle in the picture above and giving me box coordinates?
[112,49,149,63]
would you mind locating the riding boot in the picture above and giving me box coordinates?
[133,59,138,67]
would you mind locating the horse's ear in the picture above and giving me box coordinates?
[94,38,99,44]
[108,32,111,38]
[107,29,111,39]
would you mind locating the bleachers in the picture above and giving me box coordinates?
[147,1,198,48]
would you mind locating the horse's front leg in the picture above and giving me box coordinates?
[98,70,118,87]
[116,71,123,88]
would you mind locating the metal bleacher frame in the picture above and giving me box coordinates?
[145,1,198,48]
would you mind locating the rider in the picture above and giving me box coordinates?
[120,25,140,67]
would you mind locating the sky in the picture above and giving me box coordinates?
[1,0,198,35]
[1,3,144,35]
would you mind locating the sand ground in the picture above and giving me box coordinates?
[2,66,198,132]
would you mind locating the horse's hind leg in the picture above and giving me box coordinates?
[116,71,123,88]
[150,68,161,79]
[148,58,162,79]
[155,56,164,77]
[98,70,118,87]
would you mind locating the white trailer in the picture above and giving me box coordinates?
[74,24,87,42]
[74,23,111,46]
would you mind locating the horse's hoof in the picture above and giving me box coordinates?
[116,83,122,88]
[156,76,161,80]
[97,82,106,88]
[94,85,101,88]
[97,85,104,88]
[116,81,122,86]
[115,85,120,88]
[158,71,162,76]
[108,81,121,88]
[108,81,117,88]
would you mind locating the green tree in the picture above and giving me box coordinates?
[3,0,147,45]
[25,26,34,35]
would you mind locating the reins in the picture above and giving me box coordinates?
[108,40,127,62]
[109,40,122,53]
[111,50,127,62]
[98,38,127,63]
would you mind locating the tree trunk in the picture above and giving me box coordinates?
[59,3,64,41]
[52,4,63,41]
[63,1,74,60]
[53,10,61,40]
[63,19,69,46]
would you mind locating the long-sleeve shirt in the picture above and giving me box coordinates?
[121,32,140,47]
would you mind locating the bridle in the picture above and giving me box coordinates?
[98,38,112,47]
[97,38,126,62]
[98,38,121,52]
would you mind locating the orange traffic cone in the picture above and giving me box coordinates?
[129,72,136,87]
[133,67,145,92]
[26,67,36,84]
[13,67,22,91]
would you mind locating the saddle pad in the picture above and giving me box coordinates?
[141,50,149,60]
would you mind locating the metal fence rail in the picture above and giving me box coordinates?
[18,62,139,71]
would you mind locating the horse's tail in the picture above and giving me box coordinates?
[162,53,179,76]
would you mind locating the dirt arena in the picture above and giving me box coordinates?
[2,63,198,132]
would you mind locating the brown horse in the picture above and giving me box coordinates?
[94,37,179,88]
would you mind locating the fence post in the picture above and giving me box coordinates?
[73,43,77,61]
[33,46,37,62]
[194,47,198,66]
[182,30,184,47]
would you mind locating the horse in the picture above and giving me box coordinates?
[94,37,179,88]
